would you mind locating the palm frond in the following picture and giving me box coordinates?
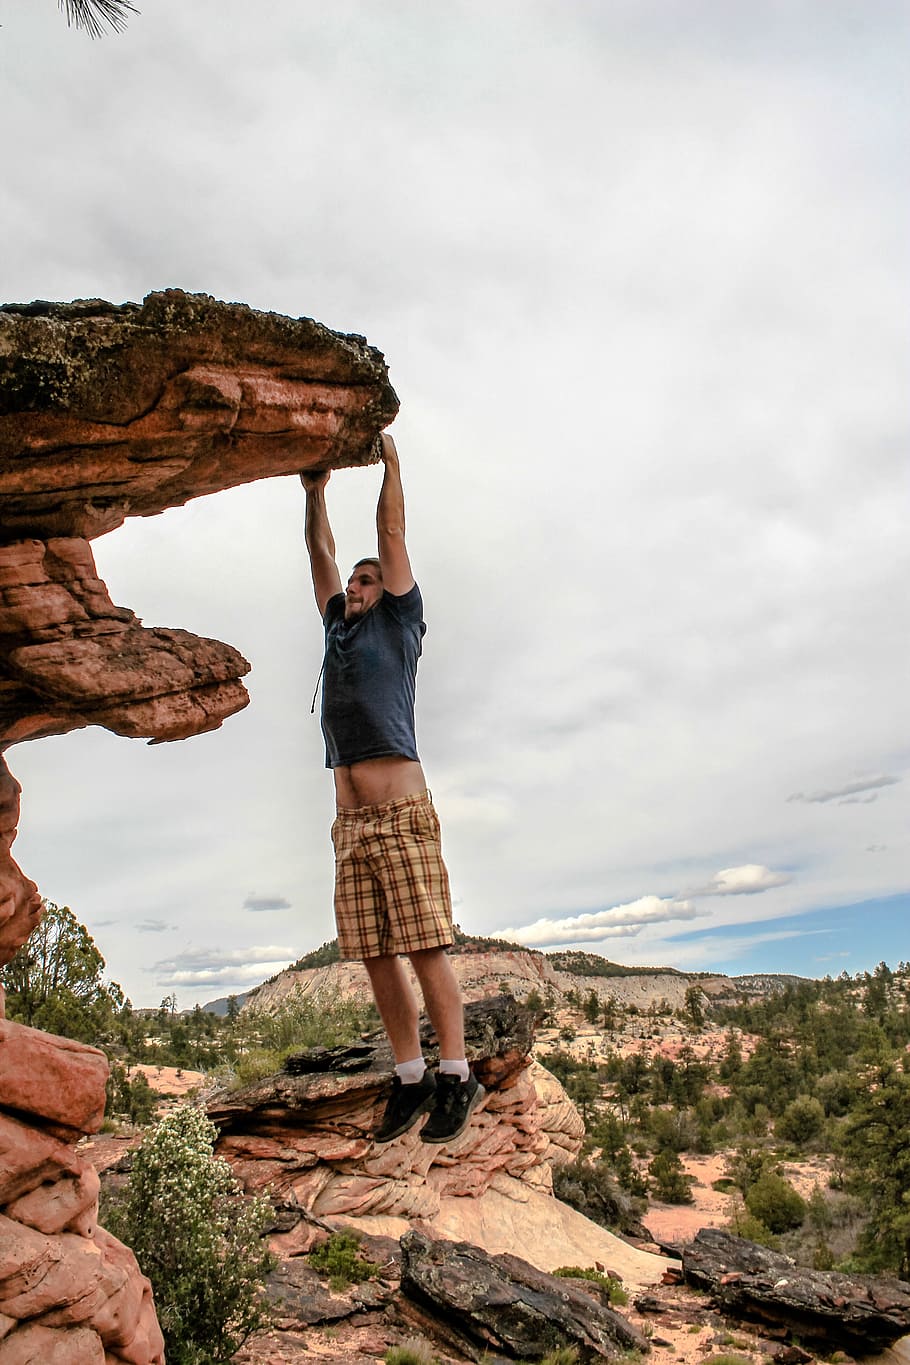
[59,0,139,39]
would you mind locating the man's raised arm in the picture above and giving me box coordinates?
[376,433,416,597]
[300,470,343,616]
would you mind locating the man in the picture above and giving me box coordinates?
[300,433,484,1145]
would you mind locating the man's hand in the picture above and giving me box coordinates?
[379,433,399,465]
[300,468,330,492]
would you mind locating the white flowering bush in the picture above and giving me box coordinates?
[105,1104,274,1364]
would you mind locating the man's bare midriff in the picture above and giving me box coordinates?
[333,756,427,810]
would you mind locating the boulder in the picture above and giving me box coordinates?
[0,1019,107,1133]
[397,1227,649,1362]
[682,1227,910,1351]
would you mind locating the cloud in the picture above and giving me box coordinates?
[692,865,792,896]
[152,945,296,989]
[788,775,900,805]
[243,894,292,912]
[499,896,697,948]
[866,844,888,853]
[137,918,172,933]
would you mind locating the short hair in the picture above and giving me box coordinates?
[352,557,382,579]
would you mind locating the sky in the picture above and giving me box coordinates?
[1,1,907,1008]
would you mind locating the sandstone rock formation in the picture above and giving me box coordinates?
[208,997,672,1292]
[0,289,397,1363]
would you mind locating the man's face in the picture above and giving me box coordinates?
[344,564,383,620]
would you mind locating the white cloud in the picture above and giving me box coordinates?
[155,963,292,988]
[151,945,297,989]
[693,865,792,897]
[500,896,697,948]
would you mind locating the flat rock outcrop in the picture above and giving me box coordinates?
[682,1227,910,1351]
[0,289,397,1363]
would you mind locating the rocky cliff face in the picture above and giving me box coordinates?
[0,290,397,1362]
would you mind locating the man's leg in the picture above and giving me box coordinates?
[363,953,437,1142]
[363,953,422,1061]
[408,946,465,1059]
[409,946,484,1144]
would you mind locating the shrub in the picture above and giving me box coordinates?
[552,1157,645,1234]
[385,1341,439,1365]
[726,1205,781,1249]
[745,1171,806,1233]
[245,990,377,1056]
[648,1150,693,1204]
[553,1266,627,1305]
[309,1230,378,1291]
[776,1094,826,1146]
[105,1104,273,1364]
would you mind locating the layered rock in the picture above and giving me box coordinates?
[0,289,398,1363]
[209,998,579,1216]
[0,1047,164,1362]
[208,998,672,1292]
[0,290,397,542]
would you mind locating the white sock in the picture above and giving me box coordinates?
[439,1058,470,1082]
[395,1056,426,1085]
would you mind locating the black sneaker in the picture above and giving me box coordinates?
[373,1070,437,1143]
[420,1070,485,1144]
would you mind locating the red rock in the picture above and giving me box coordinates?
[5,1164,100,1236]
[0,1020,108,1132]
[0,1228,105,1320]
[0,291,397,542]
[0,1111,83,1203]
[0,1323,104,1363]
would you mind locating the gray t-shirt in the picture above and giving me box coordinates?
[320,582,427,768]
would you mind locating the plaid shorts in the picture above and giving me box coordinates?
[331,790,454,960]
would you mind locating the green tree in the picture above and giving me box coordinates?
[105,1105,274,1364]
[567,1070,600,1125]
[744,1172,806,1233]
[1,901,124,1042]
[683,984,705,1031]
[648,1149,693,1204]
[838,1057,910,1276]
[775,1094,825,1146]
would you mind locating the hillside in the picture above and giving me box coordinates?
[236,939,764,1016]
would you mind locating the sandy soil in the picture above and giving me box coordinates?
[644,1151,834,1246]
[129,1063,207,1096]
